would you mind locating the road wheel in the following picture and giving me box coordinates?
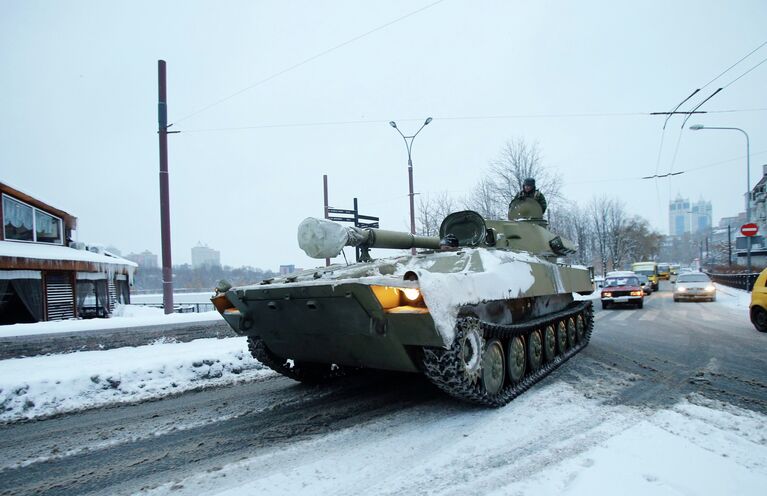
[458,321,485,383]
[751,307,767,332]
[556,321,568,354]
[506,336,526,385]
[543,325,557,362]
[482,338,506,394]
[566,318,577,347]
[601,301,610,310]
[527,330,543,372]
[575,315,585,343]
[637,300,644,309]
[673,297,679,302]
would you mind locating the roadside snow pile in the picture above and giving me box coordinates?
[0,305,222,338]
[0,337,273,422]
[508,396,767,496]
[715,283,752,310]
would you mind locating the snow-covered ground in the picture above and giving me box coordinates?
[3,332,763,494]
[0,337,271,422]
[714,283,752,311]
[0,284,764,494]
[137,383,767,496]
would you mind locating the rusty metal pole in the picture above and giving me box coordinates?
[323,174,330,267]
[157,60,174,313]
[408,161,416,255]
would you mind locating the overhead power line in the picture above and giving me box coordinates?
[651,40,767,183]
[177,107,767,134]
[170,0,447,126]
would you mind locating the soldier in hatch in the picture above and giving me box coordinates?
[512,177,547,214]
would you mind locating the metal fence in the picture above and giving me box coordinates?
[706,272,761,292]
[133,303,215,313]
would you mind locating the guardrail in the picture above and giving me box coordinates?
[132,303,215,313]
[706,272,760,292]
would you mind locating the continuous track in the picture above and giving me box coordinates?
[422,301,594,406]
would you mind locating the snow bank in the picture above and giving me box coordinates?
[507,396,767,496]
[714,283,752,311]
[0,337,273,422]
[0,305,222,337]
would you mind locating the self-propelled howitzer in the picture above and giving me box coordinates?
[213,199,595,406]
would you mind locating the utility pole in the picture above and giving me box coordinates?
[157,60,174,314]
[728,225,732,266]
[323,174,330,267]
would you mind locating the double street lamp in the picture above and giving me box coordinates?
[689,124,752,275]
[390,117,432,254]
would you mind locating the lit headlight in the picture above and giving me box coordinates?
[401,288,421,302]
[630,290,643,296]
[705,285,716,292]
[602,292,612,297]
[371,285,425,309]
[677,286,687,292]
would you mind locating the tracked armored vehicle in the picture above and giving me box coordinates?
[213,198,594,406]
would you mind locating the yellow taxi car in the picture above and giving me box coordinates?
[749,268,767,333]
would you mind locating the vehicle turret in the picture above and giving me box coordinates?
[298,198,575,262]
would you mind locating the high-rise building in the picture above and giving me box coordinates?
[191,242,221,268]
[279,264,296,275]
[668,195,711,236]
[125,250,158,268]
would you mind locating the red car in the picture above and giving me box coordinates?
[601,274,644,309]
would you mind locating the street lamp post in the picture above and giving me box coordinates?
[390,117,432,255]
[689,124,752,278]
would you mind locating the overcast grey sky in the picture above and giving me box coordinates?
[2,0,766,270]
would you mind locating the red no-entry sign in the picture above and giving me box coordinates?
[741,223,759,237]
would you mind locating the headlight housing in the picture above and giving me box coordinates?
[371,285,426,309]
[705,285,716,292]
[677,286,687,292]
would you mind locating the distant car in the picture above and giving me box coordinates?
[750,268,767,333]
[601,275,644,309]
[594,276,606,289]
[636,274,653,295]
[672,272,716,302]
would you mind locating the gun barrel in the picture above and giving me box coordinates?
[365,229,441,250]
[297,217,440,259]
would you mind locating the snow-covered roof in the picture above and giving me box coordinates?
[0,240,137,268]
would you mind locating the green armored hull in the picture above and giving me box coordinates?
[214,202,594,406]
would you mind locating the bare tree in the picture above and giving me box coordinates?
[464,178,504,220]
[590,196,612,274]
[466,138,562,219]
[417,192,457,236]
[607,199,630,269]
[549,204,594,266]
[622,217,663,262]
[488,138,562,208]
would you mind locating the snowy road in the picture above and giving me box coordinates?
[0,282,766,495]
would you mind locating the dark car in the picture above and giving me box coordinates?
[601,275,644,309]
[636,274,653,295]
